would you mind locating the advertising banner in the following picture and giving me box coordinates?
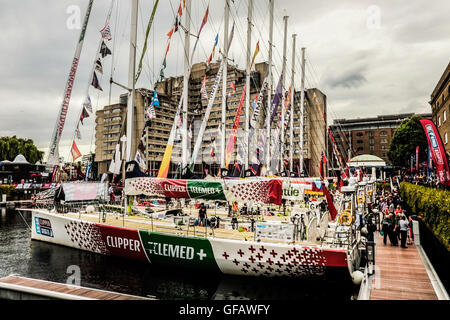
[420,119,450,186]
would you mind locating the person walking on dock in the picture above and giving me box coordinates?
[399,215,410,248]
[381,214,391,245]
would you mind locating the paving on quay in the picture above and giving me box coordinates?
[370,233,438,300]
[0,275,153,300]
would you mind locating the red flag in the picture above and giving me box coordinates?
[322,183,338,220]
[197,5,209,36]
[71,140,82,161]
[230,81,236,93]
[268,179,283,206]
[167,28,174,38]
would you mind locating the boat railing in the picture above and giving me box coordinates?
[321,225,357,249]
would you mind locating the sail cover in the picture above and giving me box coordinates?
[62,182,108,202]
[125,177,283,205]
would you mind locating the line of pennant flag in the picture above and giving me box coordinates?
[71,22,113,161]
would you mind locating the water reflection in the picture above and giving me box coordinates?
[1,209,353,300]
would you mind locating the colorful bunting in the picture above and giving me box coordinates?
[95,58,103,74]
[80,107,90,124]
[100,41,111,58]
[83,95,92,113]
[250,40,260,69]
[99,22,112,41]
[91,72,103,91]
[197,5,209,36]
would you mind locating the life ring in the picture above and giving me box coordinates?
[338,210,354,226]
[357,196,365,204]
[309,203,316,210]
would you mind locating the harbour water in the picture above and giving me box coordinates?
[0,208,354,300]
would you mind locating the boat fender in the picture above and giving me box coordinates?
[351,270,364,285]
[210,217,220,229]
[360,226,368,236]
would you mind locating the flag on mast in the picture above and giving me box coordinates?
[83,95,92,113]
[250,40,260,69]
[80,107,90,124]
[100,41,111,58]
[197,5,209,36]
[100,23,112,40]
[71,140,82,161]
[91,72,103,91]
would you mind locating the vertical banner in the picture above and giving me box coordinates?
[419,119,450,186]
[47,0,94,166]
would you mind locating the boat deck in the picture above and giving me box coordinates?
[369,233,438,300]
[0,275,153,300]
[59,208,321,246]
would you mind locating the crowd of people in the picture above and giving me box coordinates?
[375,187,421,248]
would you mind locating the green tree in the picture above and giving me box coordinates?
[0,136,44,164]
[387,115,428,168]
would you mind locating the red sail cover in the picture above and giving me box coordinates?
[420,119,450,186]
[321,183,338,221]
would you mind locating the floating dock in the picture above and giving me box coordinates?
[0,275,154,300]
[368,223,448,300]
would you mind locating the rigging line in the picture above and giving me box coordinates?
[227,0,262,91]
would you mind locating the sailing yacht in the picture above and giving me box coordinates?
[29,0,373,281]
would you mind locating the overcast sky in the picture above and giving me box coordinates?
[0,0,449,161]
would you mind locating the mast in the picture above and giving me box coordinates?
[221,0,230,169]
[245,0,253,171]
[126,0,138,162]
[299,47,306,176]
[182,0,192,169]
[280,15,288,173]
[46,0,94,166]
[289,34,296,173]
[265,0,274,175]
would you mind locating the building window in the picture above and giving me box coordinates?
[369,132,374,137]
[444,110,447,122]
[357,140,363,144]
[445,132,448,145]
[438,116,441,127]
[381,139,388,144]
[369,139,375,145]
[381,145,388,150]
[357,147,364,152]
[380,131,388,137]
[356,132,363,137]
[369,146,375,151]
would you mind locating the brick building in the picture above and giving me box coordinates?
[328,113,432,170]
[430,62,450,156]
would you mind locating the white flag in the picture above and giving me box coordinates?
[75,125,82,140]
[134,151,147,171]
[83,95,92,113]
